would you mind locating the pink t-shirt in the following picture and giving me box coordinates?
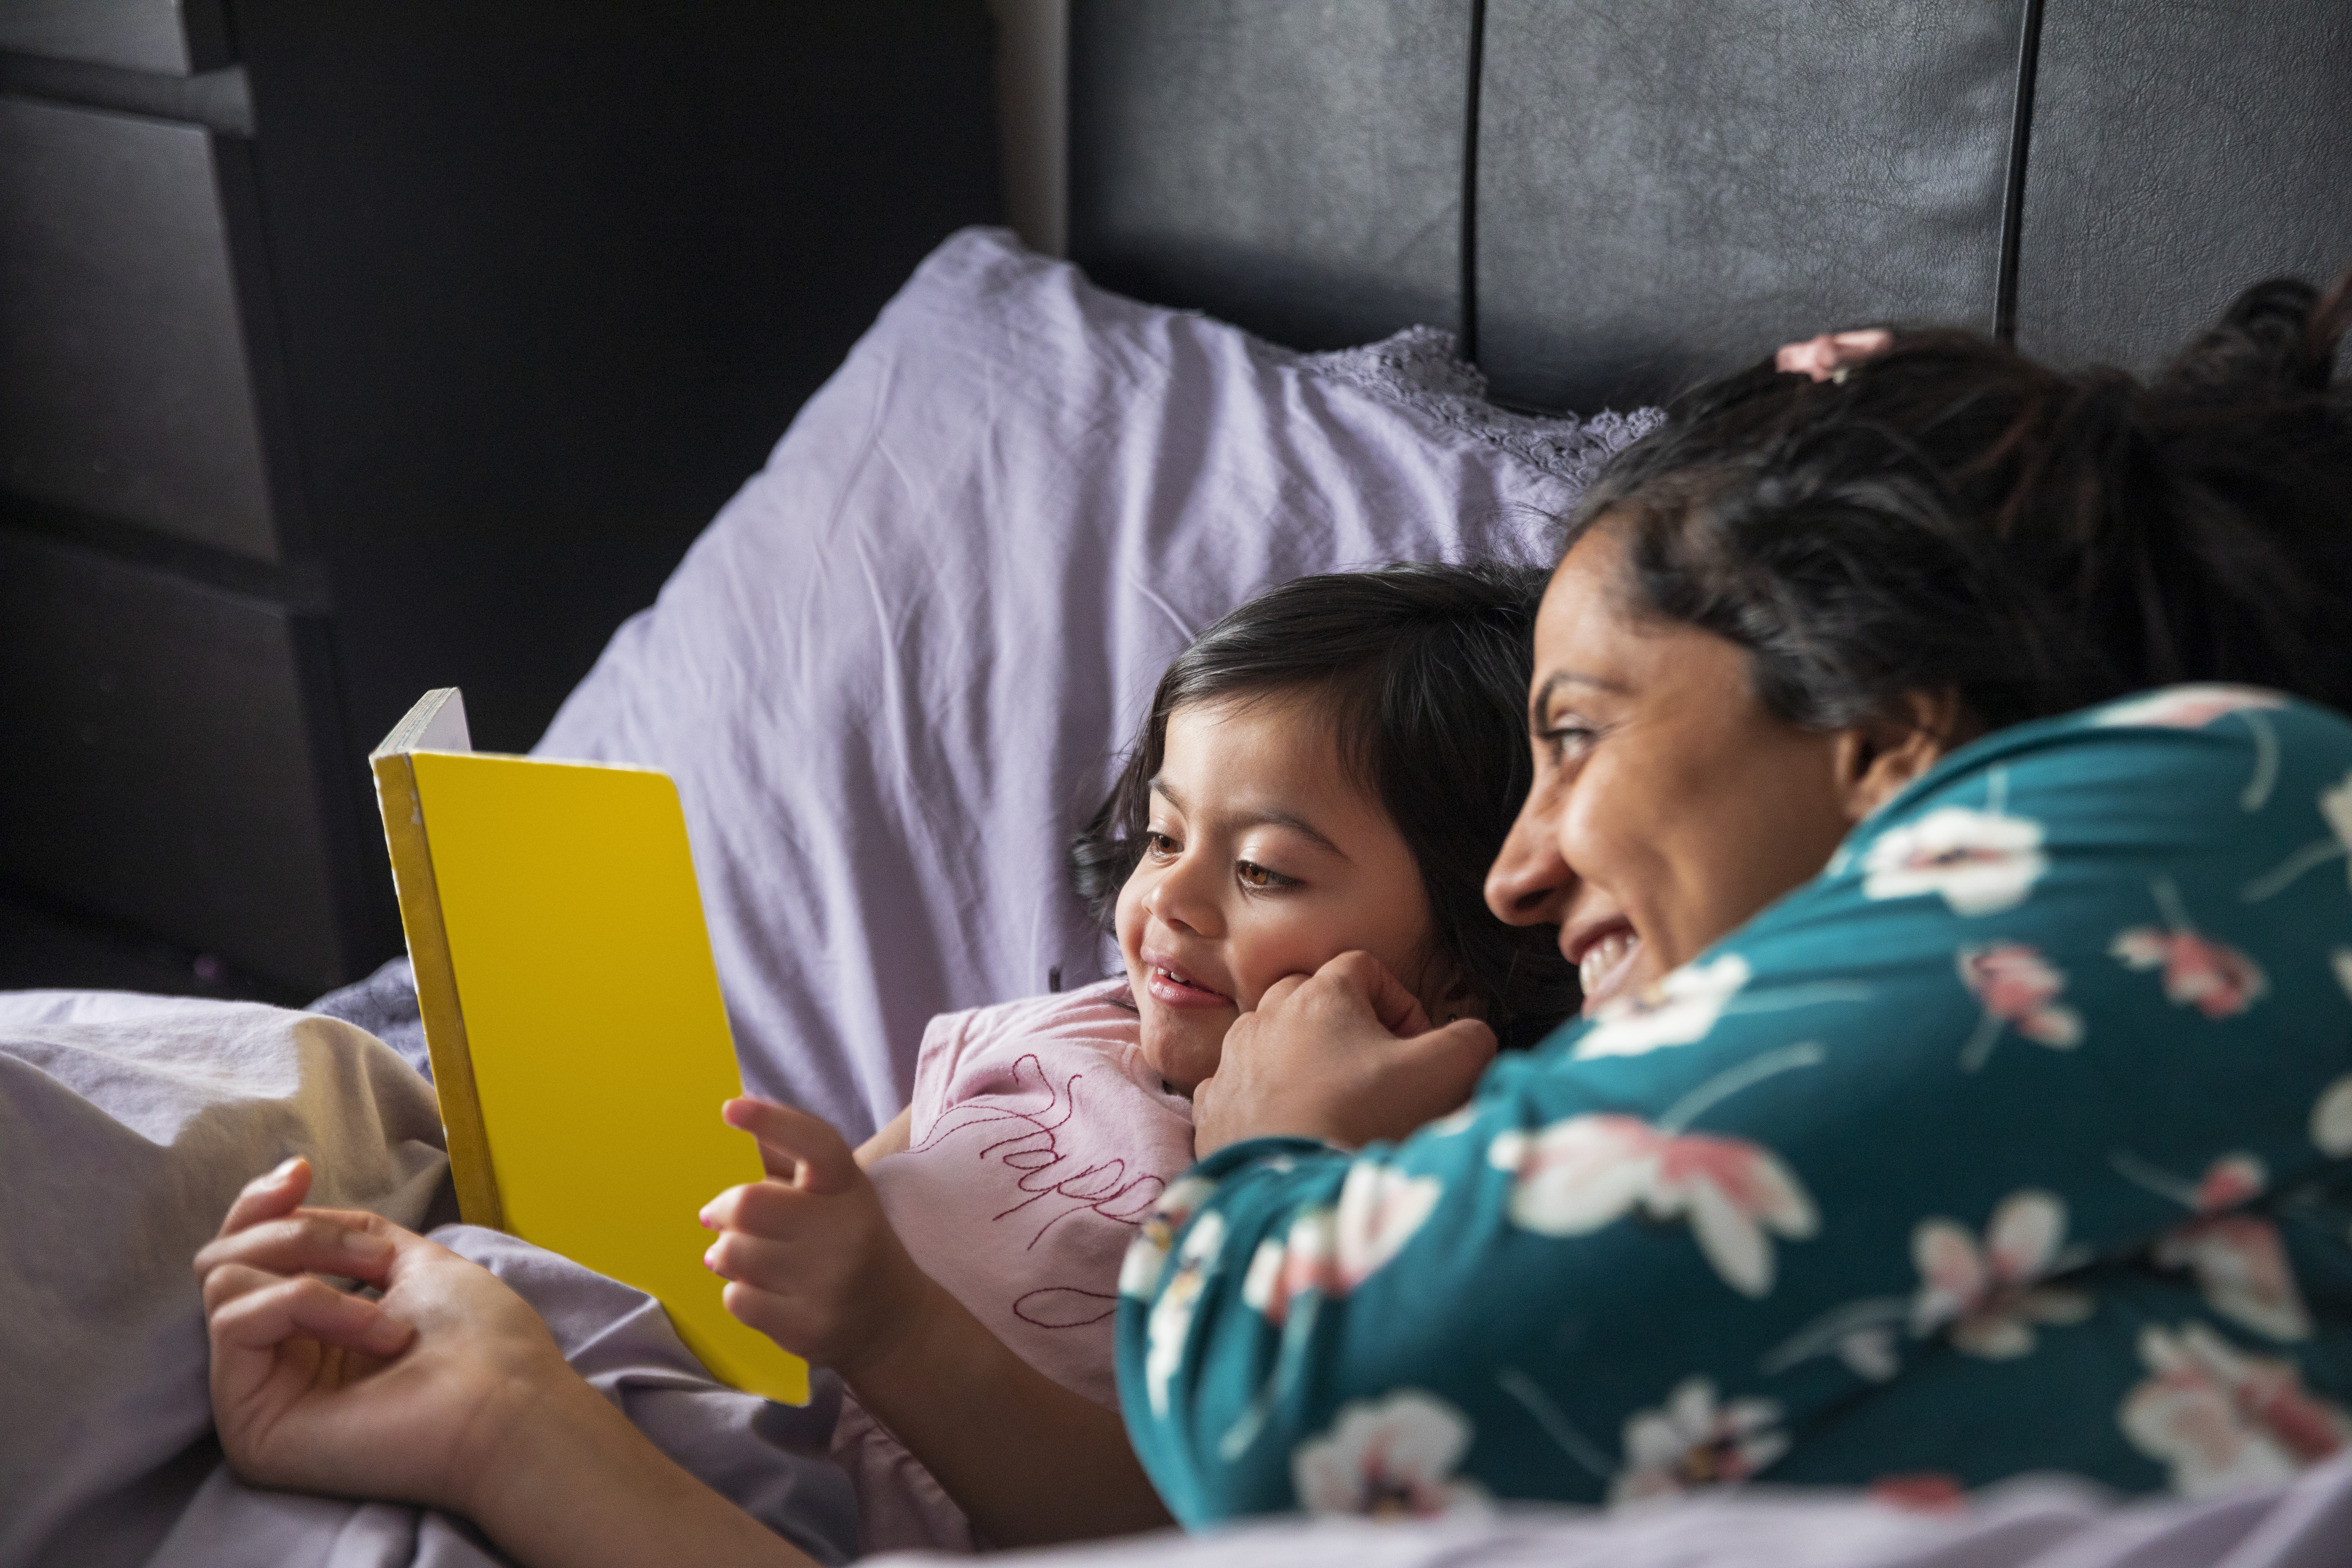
[832,979,1195,1552]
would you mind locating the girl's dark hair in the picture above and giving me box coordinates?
[1570,269,2352,732]
[1070,562,1580,1051]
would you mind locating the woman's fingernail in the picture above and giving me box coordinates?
[270,1156,303,1181]
[344,1230,392,1262]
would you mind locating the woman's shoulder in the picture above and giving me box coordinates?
[1765,683,2352,1004]
[1861,685,2351,850]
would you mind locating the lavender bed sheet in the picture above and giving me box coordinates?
[9,985,2351,1566]
[0,990,855,1568]
[875,1461,2352,1568]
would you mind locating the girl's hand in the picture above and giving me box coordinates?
[194,1158,582,1518]
[1192,950,1498,1156]
[702,1099,946,1381]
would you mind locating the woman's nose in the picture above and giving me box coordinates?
[1486,792,1572,927]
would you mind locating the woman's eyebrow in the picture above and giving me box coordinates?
[1530,670,1628,719]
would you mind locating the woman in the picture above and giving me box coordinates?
[196,274,2352,1558]
[1133,273,2352,1516]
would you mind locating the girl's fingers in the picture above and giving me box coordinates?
[215,1156,313,1239]
[718,1277,798,1344]
[195,1209,401,1286]
[700,1175,826,1238]
[721,1097,859,1195]
[206,1264,416,1359]
[701,1227,805,1288]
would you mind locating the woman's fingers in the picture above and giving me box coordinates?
[721,1097,859,1195]
[1196,952,1501,1155]
[214,1155,313,1240]
[1386,1017,1499,1120]
[195,1207,401,1287]
[208,1263,417,1360]
[1316,950,1436,1037]
[1775,328,1894,382]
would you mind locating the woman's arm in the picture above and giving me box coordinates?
[197,1160,811,1568]
[1121,700,2352,1519]
[705,1099,1171,1545]
[829,1268,1173,1543]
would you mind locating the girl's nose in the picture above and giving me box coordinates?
[1143,849,1224,938]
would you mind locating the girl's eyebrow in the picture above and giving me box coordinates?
[1238,807,1349,861]
[1150,778,1349,861]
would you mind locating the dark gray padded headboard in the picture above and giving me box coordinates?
[1068,0,2352,413]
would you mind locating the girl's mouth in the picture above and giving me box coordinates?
[1576,929,1643,1015]
[1143,957,1231,1010]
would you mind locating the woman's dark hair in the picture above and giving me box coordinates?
[1569,269,2352,732]
[1070,562,1580,1050]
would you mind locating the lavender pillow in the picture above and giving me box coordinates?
[533,228,1657,1139]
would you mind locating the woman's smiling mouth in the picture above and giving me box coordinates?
[1569,924,1643,1014]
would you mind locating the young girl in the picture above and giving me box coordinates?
[693,561,1579,1551]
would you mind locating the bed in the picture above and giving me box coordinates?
[8,2,2352,1563]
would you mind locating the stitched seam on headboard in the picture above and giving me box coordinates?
[1461,0,1487,365]
[1995,0,2048,343]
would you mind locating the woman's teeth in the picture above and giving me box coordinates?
[1579,931,1640,997]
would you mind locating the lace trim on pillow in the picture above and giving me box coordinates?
[1288,326,1665,492]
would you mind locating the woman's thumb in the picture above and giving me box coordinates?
[1399,1017,1497,1103]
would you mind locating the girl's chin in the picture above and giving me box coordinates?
[1141,1022,1232,1094]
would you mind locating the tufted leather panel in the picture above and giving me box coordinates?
[1067,0,1471,351]
[2012,0,2352,376]
[1474,0,2021,413]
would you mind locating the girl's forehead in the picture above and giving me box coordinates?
[1155,696,1382,828]
[1161,690,1343,768]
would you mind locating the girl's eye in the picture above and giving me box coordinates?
[1235,860,1300,891]
[1145,831,1180,859]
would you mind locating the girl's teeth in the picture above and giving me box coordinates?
[1579,931,1639,995]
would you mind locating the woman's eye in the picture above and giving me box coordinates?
[1538,719,1599,764]
[1144,831,1180,858]
[1235,860,1300,891]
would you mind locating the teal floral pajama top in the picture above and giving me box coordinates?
[1115,687,2352,1519]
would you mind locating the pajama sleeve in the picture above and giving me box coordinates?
[1116,688,2352,1519]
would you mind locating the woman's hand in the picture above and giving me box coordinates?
[1192,951,1498,1157]
[194,1157,580,1517]
[702,1099,947,1381]
[200,1157,819,1568]
[1776,328,1893,382]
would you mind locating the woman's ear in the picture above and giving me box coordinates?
[1834,689,1972,823]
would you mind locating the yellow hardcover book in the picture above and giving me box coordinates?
[370,687,809,1406]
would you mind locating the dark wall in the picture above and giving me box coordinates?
[1068,0,2352,410]
[0,3,1003,988]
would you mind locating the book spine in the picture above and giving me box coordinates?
[372,752,505,1230]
